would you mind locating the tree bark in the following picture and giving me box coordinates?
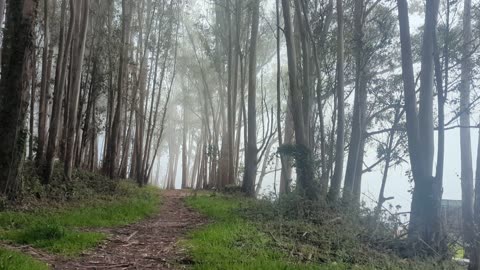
[459,0,475,258]
[104,0,133,179]
[281,0,316,200]
[44,0,73,184]
[343,0,366,204]
[0,0,39,198]
[397,0,444,251]
[64,0,89,181]
[242,0,260,197]
[328,0,345,203]
[37,0,50,163]
[471,125,480,270]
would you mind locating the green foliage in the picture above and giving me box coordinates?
[222,185,243,195]
[0,171,160,259]
[185,195,355,270]
[18,162,120,206]
[278,144,313,171]
[0,248,49,270]
[185,194,462,270]
[3,222,103,256]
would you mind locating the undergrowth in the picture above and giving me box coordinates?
[0,164,161,269]
[185,193,462,270]
[0,248,49,270]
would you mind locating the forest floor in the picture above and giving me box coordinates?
[0,187,465,269]
[0,189,207,270]
[43,190,207,269]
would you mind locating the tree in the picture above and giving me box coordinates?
[343,0,366,204]
[281,0,316,201]
[328,0,345,203]
[104,0,133,179]
[0,0,39,198]
[64,0,90,181]
[37,0,52,164]
[459,0,475,258]
[397,0,444,251]
[242,0,260,197]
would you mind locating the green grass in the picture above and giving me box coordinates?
[184,195,342,270]
[0,181,160,257]
[0,248,49,270]
[185,194,462,270]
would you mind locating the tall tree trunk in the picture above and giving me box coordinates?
[104,0,133,179]
[397,0,444,251]
[281,0,316,200]
[182,100,188,189]
[242,0,260,197]
[224,0,235,188]
[276,0,289,195]
[460,0,475,258]
[44,0,73,184]
[37,0,50,163]
[343,0,367,205]
[0,0,39,198]
[472,128,480,269]
[29,43,37,161]
[328,0,345,203]
[64,0,89,181]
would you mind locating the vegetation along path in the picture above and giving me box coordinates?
[49,190,206,269]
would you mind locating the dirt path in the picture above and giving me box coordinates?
[48,190,206,269]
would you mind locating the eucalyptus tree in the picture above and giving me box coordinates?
[44,0,75,184]
[327,0,345,203]
[281,0,316,200]
[0,0,39,198]
[64,0,90,181]
[397,0,445,251]
[460,0,475,258]
[103,0,133,179]
[243,0,260,197]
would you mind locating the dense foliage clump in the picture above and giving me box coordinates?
[16,162,120,208]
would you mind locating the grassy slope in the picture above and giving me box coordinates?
[0,248,49,270]
[185,195,336,270]
[185,194,462,270]
[0,181,160,269]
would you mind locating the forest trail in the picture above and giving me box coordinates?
[48,190,206,269]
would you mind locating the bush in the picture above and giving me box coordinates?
[233,192,461,269]
[17,162,123,209]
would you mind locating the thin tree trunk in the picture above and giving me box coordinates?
[328,0,345,203]
[38,0,50,163]
[242,0,260,197]
[472,124,480,269]
[276,0,288,195]
[29,44,37,161]
[182,101,188,189]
